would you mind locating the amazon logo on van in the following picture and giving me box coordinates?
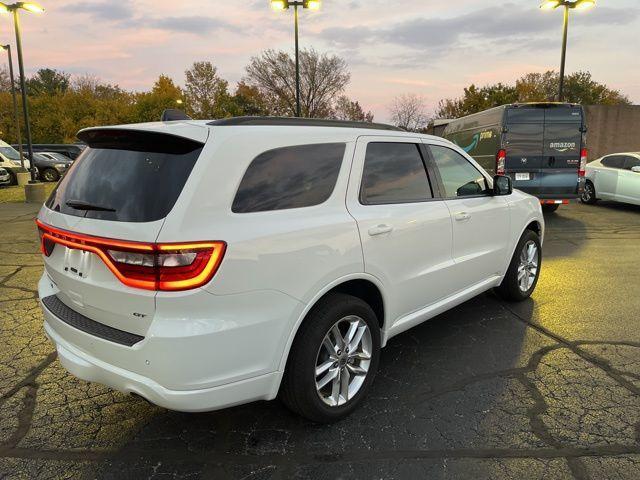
[549,142,576,152]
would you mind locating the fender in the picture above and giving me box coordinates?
[500,215,544,279]
[269,272,387,397]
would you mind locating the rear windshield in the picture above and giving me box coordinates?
[45,129,203,222]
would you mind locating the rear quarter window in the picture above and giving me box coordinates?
[232,143,346,213]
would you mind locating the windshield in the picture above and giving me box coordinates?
[0,145,21,161]
[46,129,204,222]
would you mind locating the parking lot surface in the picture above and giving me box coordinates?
[1,200,640,480]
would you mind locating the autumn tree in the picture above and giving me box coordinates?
[244,48,350,118]
[333,96,374,122]
[184,61,233,119]
[0,66,10,93]
[26,68,71,96]
[389,93,429,131]
[132,75,183,123]
[436,70,630,118]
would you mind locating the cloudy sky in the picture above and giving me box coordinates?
[7,0,640,121]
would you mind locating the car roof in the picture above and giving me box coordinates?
[78,117,452,145]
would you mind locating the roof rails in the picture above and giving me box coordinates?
[207,116,403,131]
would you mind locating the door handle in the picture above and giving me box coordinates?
[368,224,393,236]
[454,212,471,222]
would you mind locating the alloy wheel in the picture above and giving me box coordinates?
[517,240,539,292]
[315,315,372,407]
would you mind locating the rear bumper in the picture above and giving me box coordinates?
[38,273,303,412]
[44,320,279,412]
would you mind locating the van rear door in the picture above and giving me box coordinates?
[504,108,544,194]
[540,107,583,198]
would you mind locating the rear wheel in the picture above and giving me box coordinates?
[7,171,17,186]
[41,168,59,182]
[541,204,559,213]
[580,181,597,204]
[280,293,380,423]
[495,230,541,302]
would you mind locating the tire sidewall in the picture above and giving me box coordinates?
[42,168,59,182]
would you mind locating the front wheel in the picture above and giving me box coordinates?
[41,168,59,182]
[280,293,381,423]
[495,230,542,302]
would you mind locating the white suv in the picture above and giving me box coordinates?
[37,117,544,422]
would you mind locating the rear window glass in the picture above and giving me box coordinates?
[545,107,583,123]
[232,143,345,213]
[45,129,203,222]
[506,108,544,124]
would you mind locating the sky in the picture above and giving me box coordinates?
[3,0,639,122]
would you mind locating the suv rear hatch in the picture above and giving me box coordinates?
[38,126,208,337]
[504,105,584,199]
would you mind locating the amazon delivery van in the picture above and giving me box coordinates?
[443,102,587,211]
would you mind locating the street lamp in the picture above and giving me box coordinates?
[540,0,595,101]
[0,2,45,183]
[270,0,321,117]
[1,44,24,168]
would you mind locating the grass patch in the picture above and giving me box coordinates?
[0,183,57,204]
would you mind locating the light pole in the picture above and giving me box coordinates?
[540,0,595,101]
[1,44,24,168]
[270,0,321,117]
[0,2,45,182]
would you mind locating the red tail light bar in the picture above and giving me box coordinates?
[579,148,588,177]
[496,149,506,175]
[36,220,226,292]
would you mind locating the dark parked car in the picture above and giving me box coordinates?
[12,143,86,160]
[29,152,73,182]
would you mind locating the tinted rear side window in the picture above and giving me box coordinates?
[360,143,432,205]
[46,129,203,222]
[232,143,345,213]
[623,156,640,170]
[601,156,625,169]
[506,108,544,124]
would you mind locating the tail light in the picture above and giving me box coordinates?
[36,220,225,292]
[496,149,506,175]
[579,148,588,177]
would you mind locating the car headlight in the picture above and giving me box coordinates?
[55,163,67,168]
[11,160,22,165]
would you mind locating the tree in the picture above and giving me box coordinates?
[437,70,630,118]
[27,68,70,96]
[333,96,374,122]
[0,66,10,93]
[184,61,233,119]
[389,93,429,131]
[244,48,350,118]
[231,81,269,116]
[132,74,183,123]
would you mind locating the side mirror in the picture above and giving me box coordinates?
[492,175,512,196]
[631,166,640,173]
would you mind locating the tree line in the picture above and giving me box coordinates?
[0,48,632,142]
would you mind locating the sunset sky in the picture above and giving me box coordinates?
[5,0,639,121]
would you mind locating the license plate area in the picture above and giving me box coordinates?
[63,247,92,278]
[515,173,531,181]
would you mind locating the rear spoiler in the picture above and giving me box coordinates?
[161,109,192,122]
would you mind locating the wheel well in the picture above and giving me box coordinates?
[525,220,541,237]
[328,279,384,329]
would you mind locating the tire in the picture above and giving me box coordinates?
[541,204,559,213]
[41,168,59,182]
[580,180,597,205]
[7,171,17,186]
[280,292,381,423]
[495,230,542,302]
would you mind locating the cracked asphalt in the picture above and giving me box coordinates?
[1,200,640,480]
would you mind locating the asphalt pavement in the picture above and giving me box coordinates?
[1,200,639,480]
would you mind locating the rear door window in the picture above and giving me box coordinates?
[232,143,345,213]
[506,108,544,124]
[545,107,583,123]
[601,156,625,169]
[46,129,204,222]
[360,142,432,205]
